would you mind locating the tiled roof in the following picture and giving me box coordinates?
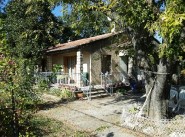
[47,32,122,53]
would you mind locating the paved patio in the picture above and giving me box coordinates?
[37,92,147,137]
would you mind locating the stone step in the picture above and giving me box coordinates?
[83,90,106,95]
[79,86,104,92]
[83,93,110,100]
[75,85,112,100]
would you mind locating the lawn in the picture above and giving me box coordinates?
[27,116,95,137]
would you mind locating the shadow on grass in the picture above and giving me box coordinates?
[36,99,69,110]
[26,116,59,137]
[22,116,95,137]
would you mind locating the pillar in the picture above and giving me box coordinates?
[76,50,83,87]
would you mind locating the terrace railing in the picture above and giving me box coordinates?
[36,72,91,87]
[36,72,62,84]
[80,73,92,100]
[100,72,130,95]
[100,72,113,95]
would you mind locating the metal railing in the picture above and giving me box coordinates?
[35,72,91,87]
[80,73,92,100]
[100,72,113,95]
[100,72,130,95]
[35,72,62,84]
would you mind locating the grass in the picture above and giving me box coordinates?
[95,125,110,132]
[27,116,95,137]
[47,88,75,101]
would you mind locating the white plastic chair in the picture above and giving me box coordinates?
[179,86,185,91]
[169,89,178,108]
[177,89,185,111]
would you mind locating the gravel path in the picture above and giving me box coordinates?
[37,93,148,137]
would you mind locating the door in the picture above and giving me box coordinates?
[64,56,76,80]
[101,55,111,74]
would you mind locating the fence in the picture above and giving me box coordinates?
[35,72,90,87]
[121,110,185,136]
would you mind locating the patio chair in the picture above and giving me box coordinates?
[176,89,185,112]
[169,89,178,108]
[179,86,185,91]
[56,74,68,84]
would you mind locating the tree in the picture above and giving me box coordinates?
[52,0,185,120]
[52,0,111,42]
[66,1,110,38]
[106,0,184,120]
[146,0,185,119]
[0,0,62,136]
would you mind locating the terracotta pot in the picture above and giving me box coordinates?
[75,92,84,99]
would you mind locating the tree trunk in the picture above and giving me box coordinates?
[147,59,170,120]
[128,57,134,77]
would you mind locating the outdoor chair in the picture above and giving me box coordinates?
[176,89,185,112]
[169,89,178,108]
[56,74,69,84]
[179,86,185,91]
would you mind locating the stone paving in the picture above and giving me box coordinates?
[37,93,148,137]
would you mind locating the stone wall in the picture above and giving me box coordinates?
[84,37,128,85]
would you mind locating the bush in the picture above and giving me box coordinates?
[116,88,127,94]
[47,88,75,101]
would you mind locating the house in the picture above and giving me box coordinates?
[43,32,130,88]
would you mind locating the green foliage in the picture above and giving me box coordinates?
[0,0,63,136]
[52,64,62,73]
[116,0,156,29]
[116,88,127,94]
[60,88,74,99]
[58,1,110,41]
[149,0,185,60]
[48,88,75,100]
[129,106,139,114]
[19,115,93,136]
[151,0,185,43]
[37,79,50,91]
[95,125,110,132]
[4,0,62,59]
[0,52,41,136]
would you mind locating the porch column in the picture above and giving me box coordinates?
[47,56,52,71]
[76,49,83,87]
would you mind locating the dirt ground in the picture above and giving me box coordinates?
[37,92,148,137]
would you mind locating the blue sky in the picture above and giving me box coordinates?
[154,31,163,44]
[52,5,62,17]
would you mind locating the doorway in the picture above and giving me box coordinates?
[101,55,111,74]
[64,56,76,81]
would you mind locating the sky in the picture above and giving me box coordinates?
[52,5,62,17]
[154,31,163,44]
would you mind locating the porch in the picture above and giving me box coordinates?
[36,71,130,100]
[45,50,91,88]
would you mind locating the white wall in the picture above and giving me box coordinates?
[82,51,90,74]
